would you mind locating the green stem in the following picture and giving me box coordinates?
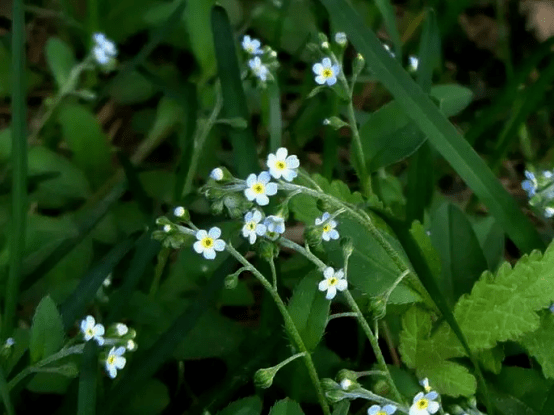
[340,386,409,414]
[182,85,223,197]
[343,291,404,405]
[225,243,331,415]
[278,238,326,270]
[268,257,278,289]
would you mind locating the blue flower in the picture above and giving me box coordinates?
[313,58,340,86]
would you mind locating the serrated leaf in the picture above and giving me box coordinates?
[218,396,262,415]
[520,312,554,379]
[287,271,330,351]
[419,360,476,397]
[45,38,76,88]
[269,399,305,415]
[30,296,65,363]
[477,347,504,374]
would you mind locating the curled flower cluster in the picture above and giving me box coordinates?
[522,169,554,218]
[242,35,278,83]
[80,316,137,378]
[92,33,117,65]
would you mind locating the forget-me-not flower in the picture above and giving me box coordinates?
[244,172,278,206]
[80,315,105,346]
[313,57,340,86]
[315,212,339,241]
[318,267,347,300]
[105,346,126,378]
[266,148,299,181]
[193,227,226,260]
[242,210,267,244]
[242,35,263,55]
[409,391,440,415]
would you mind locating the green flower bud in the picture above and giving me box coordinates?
[257,239,279,261]
[224,273,239,289]
[155,216,172,226]
[323,116,349,130]
[353,53,365,77]
[325,389,347,404]
[373,379,390,396]
[321,377,340,391]
[254,366,278,389]
[316,198,333,213]
[317,33,329,44]
[368,295,387,320]
[305,225,323,248]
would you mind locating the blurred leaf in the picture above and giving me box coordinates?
[121,379,169,415]
[431,84,473,117]
[287,271,330,351]
[416,8,441,92]
[218,396,262,415]
[472,216,505,272]
[184,0,216,82]
[374,0,402,59]
[331,401,349,415]
[429,202,488,306]
[77,342,97,415]
[26,372,73,394]
[0,42,42,99]
[269,399,305,415]
[0,367,14,415]
[30,296,65,363]
[520,312,554,380]
[57,102,113,188]
[45,38,76,88]
[409,221,441,279]
[219,280,255,306]
[109,70,156,104]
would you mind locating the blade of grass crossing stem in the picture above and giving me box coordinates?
[371,209,494,415]
[60,237,135,330]
[0,367,15,415]
[77,342,97,415]
[4,0,27,340]
[416,8,440,93]
[319,0,544,254]
[374,0,402,60]
[266,82,282,152]
[211,6,259,177]
[104,246,239,414]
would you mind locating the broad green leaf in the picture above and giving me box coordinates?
[122,379,170,415]
[184,0,216,83]
[45,38,76,88]
[287,271,330,351]
[218,396,262,415]
[269,399,305,415]
[29,296,65,363]
[431,84,473,117]
[429,202,488,306]
[520,312,554,379]
[109,70,157,104]
[320,0,544,254]
[57,102,113,188]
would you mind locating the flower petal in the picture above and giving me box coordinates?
[255,224,267,235]
[413,392,424,403]
[425,391,438,400]
[329,229,339,240]
[383,405,397,414]
[427,401,440,414]
[265,182,278,196]
[322,232,330,242]
[312,63,323,74]
[337,279,348,291]
[368,405,380,415]
[286,155,300,168]
[244,188,256,201]
[249,233,256,244]
[256,194,269,206]
[325,286,337,300]
[259,171,271,184]
[246,173,257,186]
[322,57,332,67]
[213,240,226,251]
[203,248,216,260]
[315,75,326,85]
[276,147,288,159]
[208,227,221,239]
[196,229,207,240]
[193,241,204,254]
[326,76,337,86]
[318,279,329,291]
[282,169,297,182]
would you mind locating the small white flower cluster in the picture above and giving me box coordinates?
[409,378,440,415]
[92,33,117,65]
[80,316,137,379]
[242,35,278,82]
[241,210,285,244]
[522,169,554,218]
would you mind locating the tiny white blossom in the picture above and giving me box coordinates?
[312,58,340,86]
[419,378,432,392]
[244,172,278,206]
[92,32,117,65]
[321,41,329,49]
[163,224,172,233]
[545,207,554,218]
[266,147,300,181]
[323,118,330,125]
[210,167,224,181]
[242,210,267,244]
[242,35,263,55]
[105,346,126,379]
[263,215,285,241]
[115,323,129,336]
[103,274,112,287]
[80,316,105,346]
[249,57,269,81]
[368,405,397,415]
[193,227,226,260]
[174,206,186,217]
[318,267,347,300]
[4,338,15,347]
[335,32,347,45]
[408,56,419,71]
[383,43,395,57]
[126,340,137,351]
[340,379,353,390]
[315,212,339,241]
[409,391,440,415]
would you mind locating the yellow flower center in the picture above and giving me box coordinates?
[275,161,286,170]
[416,399,428,409]
[247,222,256,231]
[107,355,116,365]
[252,183,265,194]
[323,224,331,232]
[246,46,253,53]
[329,277,338,286]
[201,237,214,248]
[322,68,333,78]
[86,328,93,336]
[377,412,387,415]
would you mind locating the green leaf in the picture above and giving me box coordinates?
[409,221,441,279]
[77,342,97,415]
[331,401,350,415]
[218,396,262,415]
[287,271,330,351]
[429,202,488,306]
[184,0,216,83]
[374,0,402,59]
[269,398,305,415]
[416,8,440,92]
[45,37,76,88]
[472,216,505,272]
[0,367,14,415]
[520,312,554,379]
[57,102,113,188]
[430,84,473,117]
[121,379,170,415]
[320,0,544,254]
[109,70,157,104]
[29,296,65,363]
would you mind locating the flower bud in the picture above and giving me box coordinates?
[224,273,239,289]
[337,369,359,391]
[323,116,349,130]
[368,295,387,320]
[353,53,365,78]
[173,206,190,221]
[257,239,279,260]
[305,225,322,248]
[254,366,278,389]
[156,216,172,227]
[316,198,333,213]
[334,32,347,46]
[317,33,329,45]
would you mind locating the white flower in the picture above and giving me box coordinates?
[92,32,117,65]
[102,274,112,287]
[244,172,278,206]
[321,41,329,49]
[545,207,554,218]
[340,379,353,390]
[210,167,224,181]
[335,32,347,45]
[318,267,347,300]
[163,224,172,233]
[383,43,395,57]
[80,316,105,346]
[312,58,340,86]
[105,346,126,379]
[368,405,397,415]
[249,57,269,81]
[263,215,285,241]
[115,323,128,336]
[242,35,263,55]
[522,171,537,197]
[419,378,431,392]
[323,118,330,125]
[409,391,440,415]
[409,56,419,71]
[242,210,267,244]
[174,206,186,217]
[543,170,553,179]
[4,338,14,347]
[193,227,226,260]
[315,212,339,241]
[126,340,137,351]
[267,148,300,181]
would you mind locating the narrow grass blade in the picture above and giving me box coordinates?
[374,0,402,60]
[211,6,259,177]
[4,0,27,340]
[0,367,15,415]
[416,8,440,93]
[266,82,282,153]
[319,0,544,253]
[104,245,239,414]
[77,342,97,415]
[60,237,135,330]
